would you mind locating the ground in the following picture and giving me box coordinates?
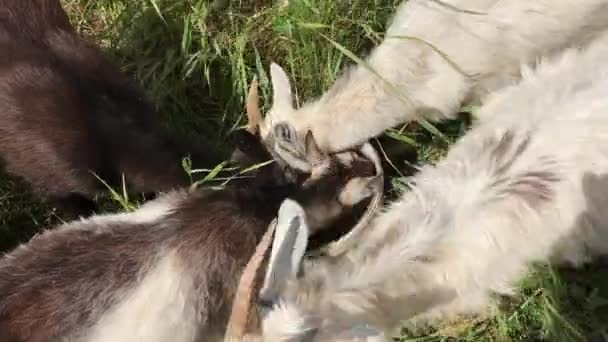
[1,0,608,340]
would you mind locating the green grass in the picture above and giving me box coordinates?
[1,0,608,340]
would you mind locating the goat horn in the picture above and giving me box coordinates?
[225,219,277,341]
[324,142,384,257]
[246,76,263,134]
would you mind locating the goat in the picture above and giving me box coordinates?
[254,0,608,172]
[236,78,386,256]
[0,0,220,218]
[227,29,608,341]
[0,82,384,342]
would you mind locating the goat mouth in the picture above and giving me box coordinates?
[307,142,385,258]
[261,138,385,257]
[305,197,374,255]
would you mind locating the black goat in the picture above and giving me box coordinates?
[0,108,383,341]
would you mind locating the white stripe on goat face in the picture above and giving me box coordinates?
[83,250,200,342]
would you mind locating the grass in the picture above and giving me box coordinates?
[1,0,608,340]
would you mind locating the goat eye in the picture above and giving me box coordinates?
[274,123,292,142]
[256,297,275,317]
[235,139,248,151]
[231,130,254,152]
[257,298,274,308]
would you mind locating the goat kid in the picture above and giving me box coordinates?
[229,28,608,341]
[0,90,384,342]
[0,0,220,218]
[255,0,608,172]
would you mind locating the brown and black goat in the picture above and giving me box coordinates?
[0,83,384,341]
[0,0,220,218]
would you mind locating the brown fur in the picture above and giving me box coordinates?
[0,0,218,218]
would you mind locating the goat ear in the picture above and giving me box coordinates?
[260,199,309,302]
[338,175,383,207]
[304,130,328,166]
[270,62,294,111]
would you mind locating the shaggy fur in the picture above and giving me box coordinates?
[256,29,608,341]
[0,127,378,342]
[259,0,608,170]
[0,0,219,217]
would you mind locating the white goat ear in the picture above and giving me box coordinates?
[260,199,309,301]
[270,62,294,111]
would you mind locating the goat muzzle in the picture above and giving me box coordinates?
[317,142,385,257]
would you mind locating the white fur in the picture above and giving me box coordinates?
[262,0,608,154]
[81,251,200,342]
[61,190,187,231]
[2,191,186,266]
[259,29,608,340]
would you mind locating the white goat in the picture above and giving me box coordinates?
[256,0,608,172]
[228,29,608,341]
